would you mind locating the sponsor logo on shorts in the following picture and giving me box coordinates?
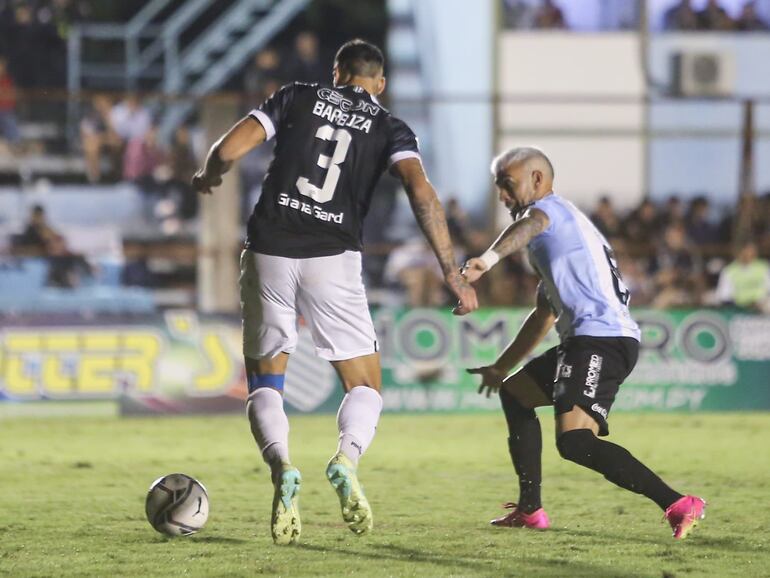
[583,354,603,399]
[591,403,608,420]
[559,363,572,378]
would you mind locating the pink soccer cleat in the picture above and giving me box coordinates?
[490,502,550,530]
[664,495,706,539]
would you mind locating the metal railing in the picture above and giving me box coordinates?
[66,0,310,141]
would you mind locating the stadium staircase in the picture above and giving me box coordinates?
[68,0,310,139]
[5,0,310,315]
[386,0,433,162]
[157,0,309,138]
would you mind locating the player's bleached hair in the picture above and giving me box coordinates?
[490,146,554,179]
[335,39,384,79]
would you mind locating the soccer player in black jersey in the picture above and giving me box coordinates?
[192,39,478,544]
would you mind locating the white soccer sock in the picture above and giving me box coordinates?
[336,385,383,466]
[247,387,290,469]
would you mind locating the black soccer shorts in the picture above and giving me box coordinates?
[522,336,639,436]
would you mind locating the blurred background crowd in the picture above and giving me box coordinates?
[502,0,769,30]
[1,0,769,317]
[503,0,768,32]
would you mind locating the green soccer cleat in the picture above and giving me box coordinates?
[271,465,301,545]
[326,453,373,535]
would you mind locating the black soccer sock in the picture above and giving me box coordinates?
[500,387,542,513]
[556,429,683,511]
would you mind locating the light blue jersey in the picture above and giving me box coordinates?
[525,193,640,342]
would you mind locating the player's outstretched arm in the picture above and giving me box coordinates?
[468,285,555,396]
[461,209,550,283]
[392,157,478,315]
[192,116,267,195]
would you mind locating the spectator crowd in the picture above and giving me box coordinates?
[0,3,769,312]
[664,0,769,31]
[502,0,770,31]
[75,92,199,233]
[503,0,569,29]
[0,0,89,90]
[382,192,770,313]
[12,204,92,288]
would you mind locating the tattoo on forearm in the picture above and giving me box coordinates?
[411,194,457,277]
[492,210,549,259]
[399,160,466,287]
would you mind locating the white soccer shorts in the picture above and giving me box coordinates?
[239,249,378,361]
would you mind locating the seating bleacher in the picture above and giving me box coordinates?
[0,256,155,316]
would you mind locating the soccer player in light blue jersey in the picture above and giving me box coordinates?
[463,147,705,539]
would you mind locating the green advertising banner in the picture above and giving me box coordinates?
[374,308,770,413]
[1,308,769,414]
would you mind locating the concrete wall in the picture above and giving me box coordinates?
[497,31,770,212]
[497,33,646,211]
[387,0,495,218]
[648,34,770,204]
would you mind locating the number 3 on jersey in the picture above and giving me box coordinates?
[296,125,352,203]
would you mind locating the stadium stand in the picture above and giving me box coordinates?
[1,0,769,315]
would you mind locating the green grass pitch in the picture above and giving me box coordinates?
[1,411,768,577]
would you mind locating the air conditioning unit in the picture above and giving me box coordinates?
[671,51,735,97]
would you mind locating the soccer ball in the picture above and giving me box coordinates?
[145,473,209,536]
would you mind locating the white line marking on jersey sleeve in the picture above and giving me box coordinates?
[249,109,276,140]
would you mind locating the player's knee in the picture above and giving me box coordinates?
[500,386,536,420]
[337,370,381,393]
[556,428,596,465]
[345,382,380,394]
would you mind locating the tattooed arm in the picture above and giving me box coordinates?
[461,208,550,283]
[391,157,478,315]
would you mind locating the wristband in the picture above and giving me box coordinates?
[479,249,500,271]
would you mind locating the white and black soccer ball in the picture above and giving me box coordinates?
[145,473,209,536]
